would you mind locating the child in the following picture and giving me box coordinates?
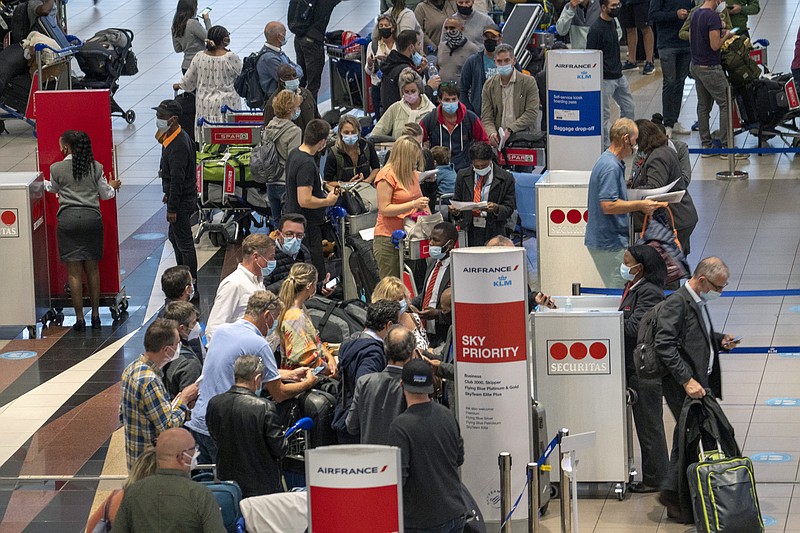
[430,146,456,197]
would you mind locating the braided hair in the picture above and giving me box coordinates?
[206,25,229,51]
[60,130,95,181]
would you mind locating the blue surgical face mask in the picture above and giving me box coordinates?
[620,263,636,282]
[474,165,492,177]
[284,78,300,92]
[156,118,170,132]
[262,259,277,277]
[497,64,514,77]
[442,101,459,114]
[411,51,423,66]
[255,383,263,396]
[291,108,301,120]
[342,134,359,146]
[280,236,302,256]
[701,290,722,302]
[399,299,408,314]
[281,36,288,47]
[429,245,446,260]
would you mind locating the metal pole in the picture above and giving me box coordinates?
[528,462,540,533]
[716,85,748,181]
[499,452,513,533]
[559,428,572,533]
[571,283,581,296]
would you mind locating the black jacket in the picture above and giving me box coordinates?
[332,333,387,437]
[288,0,340,42]
[264,244,313,294]
[159,128,197,214]
[451,163,516,245]
[206,386,287,498]
[619,280,665,379]
[654,285,725,398]
[412,259,452,344]
[380,50,417,111]
[162,343,202,400]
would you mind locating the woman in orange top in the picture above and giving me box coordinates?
[373,135,430,278]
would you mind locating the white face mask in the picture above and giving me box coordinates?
[474,165,492,177]
[182,449,199,470]
[701,289,722,301]
[167,345,181,364]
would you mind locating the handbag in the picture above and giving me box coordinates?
[403,211,443,240]
[338,189,367,215]
[91,489,118,533]
[636,206,690,284]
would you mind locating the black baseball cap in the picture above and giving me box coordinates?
[152,99,182,117]
[402,359,434,394]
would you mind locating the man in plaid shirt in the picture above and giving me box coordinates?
[121,318,200,470]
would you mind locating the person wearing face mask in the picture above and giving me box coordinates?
[333,299,402,444]
[480,44,540,148]
[262,90,303,224]
[172,25,242,142]
[556,0,607,50]
[171,0,212,75]
[161,302,203,400]
[587,0,636,148]
[584,119,667,288]
[371,68,436,139]
[655,257,740,521]
[153,99,199,295]
[449,141,516,246]
[206,355,288,498]
[420,83,489,171]
[189,291,316,465]
[112,428,227,532]
[448,0,495,47]
[460,24,504,113]
[374,0,423,52]
[411,222,459,346]
[436,17,480,85]
[256,21,304,100]
[120,319,201,471]
[205,234,276,344]
[263,64,322,133]
[277,263,339,375]
[158,266,206,361]
[366,15,398,121]
[618,245,669,495]
[415,0,458,53]
[324,114,381,184]
[380,30,433,111]
[372,276,430,351]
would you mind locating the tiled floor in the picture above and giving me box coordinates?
[0,0,799,531]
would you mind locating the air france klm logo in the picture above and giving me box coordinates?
[493,275,512,287]
[554,63,597,69]
[577,71,591,79]
[317,465,389,475]
[462,265,519,274]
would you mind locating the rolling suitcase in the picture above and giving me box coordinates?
[531,400,551,514]
[197,479,243,533]
[688,441,764,533]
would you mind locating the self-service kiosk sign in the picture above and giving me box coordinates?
[548,207,588,236]
[547,339,611,375]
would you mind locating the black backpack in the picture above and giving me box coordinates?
[345,234,381,302]
[633,296,686,380]
[287,0,314,36]
[9,0,33,45]
[234,50,267,108]
[305,296,367,344]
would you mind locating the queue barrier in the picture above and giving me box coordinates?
[573,285,800,298]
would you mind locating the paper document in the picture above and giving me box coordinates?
[449,200,488,211]
[418,169,438,182]
[646,190,685,203]
[170,393,182,411]
[359,227,375,241]
[498,127,508,151]
[628,179,679,201]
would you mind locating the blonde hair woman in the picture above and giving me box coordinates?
[372,277,429,351]
[277,263,338,376]
[324,114,380,184]
[263,89,303,221]
[373,135,430,279]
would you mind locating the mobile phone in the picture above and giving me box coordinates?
[200,6,212,16]
[325,277,339,289]
[313,365,326,376]
[730,335,743,343]
[195,375,204,384]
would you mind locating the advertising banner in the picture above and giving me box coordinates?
[452,247,532,528]
[547,50,603,171]
[307,445,402,533]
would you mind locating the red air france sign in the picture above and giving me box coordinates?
[547,339,610,375]
[456,301,527,363]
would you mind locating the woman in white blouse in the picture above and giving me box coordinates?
[173,25,242,140]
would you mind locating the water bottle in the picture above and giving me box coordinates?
[564,297,573,312]
[427,60,438,79]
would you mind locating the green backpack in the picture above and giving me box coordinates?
[721,36,762,90]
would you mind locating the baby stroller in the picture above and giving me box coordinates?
[73,28,138,123]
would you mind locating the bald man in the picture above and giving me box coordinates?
[111,428,226,533]
[257,21,303,100]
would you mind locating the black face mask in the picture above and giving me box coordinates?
[379,27,393,39]
[484,38,498,53]
[608,6,621,17]
[457,5,473,16]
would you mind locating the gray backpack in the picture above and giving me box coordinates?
[251,123,290,184]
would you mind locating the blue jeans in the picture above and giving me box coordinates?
[406,515,466,533]
[189,429,218,465]
[658,47,691,127]
[601,76,636,148]
[265,183,285,225]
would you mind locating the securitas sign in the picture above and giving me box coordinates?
[317,465,388,475]
[547,339,610,375]
[0,209,19,238]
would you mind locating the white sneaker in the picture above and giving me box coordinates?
[671,122,691,135]
[665,126,673,138]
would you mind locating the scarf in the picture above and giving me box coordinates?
[444,31,467,54]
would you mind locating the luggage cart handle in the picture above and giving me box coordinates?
[34,40,83,55]
[196,117,262,127]
[220,104,264,114]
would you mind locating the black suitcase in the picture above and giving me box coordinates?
[531,400,552,514]
[462,483,488,533]
[299,388,337,449]
[736,78,789,129]
[175,91,197,144]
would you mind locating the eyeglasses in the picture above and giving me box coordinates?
[705,278,728,292]
[282,231,305,240]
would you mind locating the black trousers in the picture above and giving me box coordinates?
[0,44,28,94]
[303,221,326,278]
[294,36,325,100]
[661,375,688,495]
[168,210,198,280]
[628,374,669,487]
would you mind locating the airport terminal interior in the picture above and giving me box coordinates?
[0,0,799,531]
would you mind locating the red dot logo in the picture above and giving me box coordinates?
[1,210,16,226]
[550,342,568,360]
[589,342,607,359]
[567,209,582,224]
[550,209,565,224]
[570,342,588,359]
[583,210,589,223]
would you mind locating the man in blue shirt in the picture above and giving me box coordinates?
[585,118,666,287]
[186,290,317,464]
[257,21,304,100]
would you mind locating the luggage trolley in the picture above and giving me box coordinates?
[195,119,270,247]
[333,182,379,301]
[220,104,264,124]
[324,35,371,117]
